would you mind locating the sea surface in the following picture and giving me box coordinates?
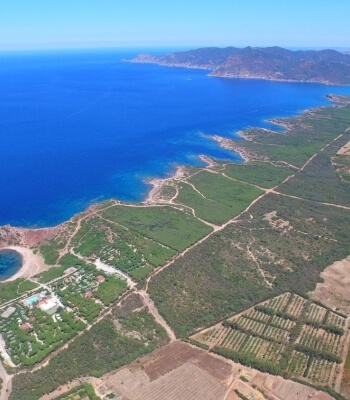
[0,249,22,281]
[1,48,350,228]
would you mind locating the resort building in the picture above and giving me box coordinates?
[38,297,60,315]
[96,275,105,283]
[19,323,32,331]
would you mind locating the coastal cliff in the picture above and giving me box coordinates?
[131,46,350,85]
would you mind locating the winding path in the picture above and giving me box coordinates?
[4,125,350,399]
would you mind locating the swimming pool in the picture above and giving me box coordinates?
[25,296,39,306]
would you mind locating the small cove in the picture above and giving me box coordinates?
[0,249,23,281]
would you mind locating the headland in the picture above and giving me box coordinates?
[1,95,350,400]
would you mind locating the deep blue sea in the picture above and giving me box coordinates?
[1,48,350,228]
[0,249,22,281]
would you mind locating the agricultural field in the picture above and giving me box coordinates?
[190,292,349,388]
[3,98,349,400]
[82,341,336,400]
[341,346,350,398]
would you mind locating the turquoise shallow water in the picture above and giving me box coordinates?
[1,48,350,228]
[0,249,23,281]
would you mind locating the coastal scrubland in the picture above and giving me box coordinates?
[232,106,350,167]
[149,194,350,336]
[4,99,350,400]
[224,161,295,188]
[279,135,350,206]
[146,102,350,338]
[176,171,263,225]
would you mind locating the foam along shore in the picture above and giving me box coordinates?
[144,152,231,205]
[144,165,186,204]
[1,246,47,282]
[211,134,252,162]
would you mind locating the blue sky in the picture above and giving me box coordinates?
[1,0,349,50]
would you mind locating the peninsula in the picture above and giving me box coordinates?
[0,96,349,400]
[131,46,350,85]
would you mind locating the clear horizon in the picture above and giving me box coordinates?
[0,45,349,55]
[1,0,349,51]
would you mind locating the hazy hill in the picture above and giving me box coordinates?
[131,46,350,84]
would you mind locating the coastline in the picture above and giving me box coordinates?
[144,165,186,204]
[0,98,339,236]
[129,59,347,86]
[0,95,347,285]
[211,134,252,162]
[0,246,47,283]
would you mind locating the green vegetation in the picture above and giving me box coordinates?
[10,302,168,400]
[40,238,66,265]
[176,183,234,225]
[149,191,350,337]
[59,292,102,323]
[238,105,350,167]
[93,275,127,306]
[52,383,101,400]
[224,161,294,188]
[59,253,91,268]
[9,100,350,398]
[234,389,250,400]
[113,308,168,348]
[69,215,175,280]
[35,266,71,283]
[192,293,346,389]
[35,254,95,283]
[0,306,85,366]
[0,279,38,303]
[176,171,263,225]
[101,205,212,251]
[280,135,350,206]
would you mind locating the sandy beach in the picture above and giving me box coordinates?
[1,246,48,282]
[144,165,186,204]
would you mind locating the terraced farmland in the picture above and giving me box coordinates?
[190,292,349,388]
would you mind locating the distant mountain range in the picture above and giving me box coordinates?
[131,46,350,85]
